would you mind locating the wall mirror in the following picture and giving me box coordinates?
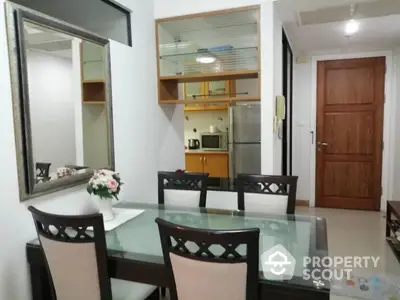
[6,3,115,201]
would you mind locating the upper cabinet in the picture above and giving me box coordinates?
[81,41,106,104]
[82,41,105,81]
[156,6,260,104]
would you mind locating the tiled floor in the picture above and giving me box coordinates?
[297,207,400,299]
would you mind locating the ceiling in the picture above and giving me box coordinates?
[277,0,400,54]
[25,23,73,58]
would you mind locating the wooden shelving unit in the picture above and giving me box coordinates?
[160,70,259,83]
[82,81,105,104]
[184,103,229,112]
[83,79,105,84]
[156,6,261,105]
[81,41,106,105]
[160,96,260,104]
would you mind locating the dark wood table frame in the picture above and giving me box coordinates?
[26,206,330,300]
[386,201,400,263]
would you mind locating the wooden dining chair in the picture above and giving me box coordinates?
[158,171,209,208]
[28,206,159,300]
[237,174,298,214]
[36,162,51,178]
[155,218,260,300]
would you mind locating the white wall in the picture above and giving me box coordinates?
[292,59,312,200]
[390,48,400,200]
[82,105,109,168]
[27,50,76,174]
[273,3,283,175]
[154,0,275,19]
[72,39,84,165]
[0,1,183,299]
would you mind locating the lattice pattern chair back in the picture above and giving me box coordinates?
[155,218,259,300]
[28,206,112,300]
[35,163,51,184]
[237,174,298,214]
[158,171,209,208]
[36,162,51,178]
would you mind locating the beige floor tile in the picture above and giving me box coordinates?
[297,207,400,299]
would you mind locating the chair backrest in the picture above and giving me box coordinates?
[155,218,259,300]
[36,162,51,177]
[28,206,112,300]
[237,174,298,214]
[158,171,209,208]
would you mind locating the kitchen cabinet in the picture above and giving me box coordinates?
[185,153,229,178]
[156,6,260,104]
[183,81,234,112]
[203,154,229,178]
[185,153,204,174]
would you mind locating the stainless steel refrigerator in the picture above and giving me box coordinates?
[229,102,261,179]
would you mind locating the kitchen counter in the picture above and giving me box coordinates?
[185,150,228,154]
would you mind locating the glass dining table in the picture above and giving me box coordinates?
[26,202,330,300]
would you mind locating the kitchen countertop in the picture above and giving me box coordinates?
[185,150,229,154]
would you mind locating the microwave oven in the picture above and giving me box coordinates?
[200,132,228,150]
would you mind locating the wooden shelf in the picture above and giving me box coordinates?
[186,151,228,155]
[160,70,259,83]
[83,101,105,105]
[82,81,105,104]
[184,104,228,112]
[83,79,105,83]
[160,96,260,104]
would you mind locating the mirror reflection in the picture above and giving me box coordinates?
[24,21,111,185]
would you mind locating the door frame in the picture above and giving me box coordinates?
[309,51,394,212]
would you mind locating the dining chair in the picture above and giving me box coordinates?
[158,171,209,208]
[237,174,298,214]
[155,217,260,300]
[28,206,159,300]
[36,162,51,178]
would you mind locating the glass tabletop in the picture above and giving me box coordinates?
[106,202,330,291]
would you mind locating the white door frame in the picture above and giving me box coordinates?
[309,51,395,212]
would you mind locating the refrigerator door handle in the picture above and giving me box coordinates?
[228,106,235,179]
[228,106,234,144]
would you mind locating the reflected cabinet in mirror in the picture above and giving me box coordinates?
[6,3,115,201]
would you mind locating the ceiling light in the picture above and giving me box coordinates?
[345,19,359,36]
[196,55,216,64]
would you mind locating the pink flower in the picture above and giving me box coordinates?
[106,179,119,192]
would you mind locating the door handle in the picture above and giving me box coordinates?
[204,157,207,163]
[200,157,203,161]
[317,142,329,147]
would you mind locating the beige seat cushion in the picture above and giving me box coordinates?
[170,252,247,300]
[111,279,157,300]
[164,190,201,207]
[40,235,156,300]
[244,193,288,214]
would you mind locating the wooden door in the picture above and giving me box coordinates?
[203,154,229,178]
[316,57,385,211]
[185,154,204,173]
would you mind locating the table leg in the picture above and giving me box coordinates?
[386,205,391,237]
[30,263,53,300]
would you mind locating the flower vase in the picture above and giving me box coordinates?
[93,195,114,221]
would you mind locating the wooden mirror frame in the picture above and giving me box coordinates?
[5,2,115,201]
